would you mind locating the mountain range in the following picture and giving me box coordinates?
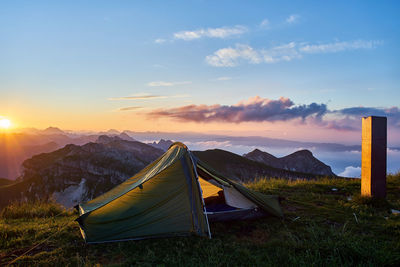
[0,135,336,208]
[0,135,163,208]
[0,128,136,179]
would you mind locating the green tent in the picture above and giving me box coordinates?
[76,142,283,243]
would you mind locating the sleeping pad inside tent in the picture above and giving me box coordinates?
[76,142,283,243]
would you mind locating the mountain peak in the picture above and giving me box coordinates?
[244,148,335,176]
[149,139,174,151]
[244,149,277,159]
[291,149,313,157]
[96,135,123,144]
[42,127,65,135]
[106,129,120,135]
[118,132,136,141]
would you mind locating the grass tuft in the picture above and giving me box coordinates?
[0,201,68,219]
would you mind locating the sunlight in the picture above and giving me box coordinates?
[0,118,11,129]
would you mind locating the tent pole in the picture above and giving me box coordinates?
[189,151,212,239]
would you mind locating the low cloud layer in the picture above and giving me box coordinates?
[148,96,327,123]
[338,166,361,178]
[206,40,382,67]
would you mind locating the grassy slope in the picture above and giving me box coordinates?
[0,174,399,266]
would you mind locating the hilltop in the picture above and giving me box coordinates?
[1,173,399,266]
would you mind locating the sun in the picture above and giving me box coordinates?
[0,118,11,129]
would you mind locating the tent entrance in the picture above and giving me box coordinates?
[198,177,265,221]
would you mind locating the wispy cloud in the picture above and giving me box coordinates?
[206,40,382,67]
[109,94,190,101]
[154,38,167,44]
[300,40,383,53]
[174,25,248,41]
[148,96,327,123]
[262,42,302,63]
[259,19,270,29]
[147,81,192,87]
[109,95,166,100]
[215,76,232,81]
[118,106,143,111]
[286,14,300,24]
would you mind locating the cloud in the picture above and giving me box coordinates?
[154,38,166,44]
[215,76,232,81]
[307,105,400,131]
[334,106,400,128]
[109,94,190,101]
[205,44,261,67]
[300,40,383,54]
[148,96,327,123]
[206,40,382,67]
[338,166,361,178]
[262,42,302,63]
[286,14,300,24]
[147,81,192,87]
[139,94,399,132]
[188,141,233,150]
[118,106,142,111]
[174,25,248,41]
[259,19,270,29]
[109,95,165,100]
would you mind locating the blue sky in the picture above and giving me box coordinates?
[1,0,400,144]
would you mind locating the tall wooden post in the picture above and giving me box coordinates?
[361,116,387,198]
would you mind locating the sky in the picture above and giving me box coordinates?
[1,0,400,145]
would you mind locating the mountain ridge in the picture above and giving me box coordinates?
[0,137,164,208]
[0,138,336,209]
[244,148,335,176]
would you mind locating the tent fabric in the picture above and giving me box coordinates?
[78,144,188,215]
[222,186,256,209]
[198,178,221,198]
[76,142,283,243]
[195,161,283,218]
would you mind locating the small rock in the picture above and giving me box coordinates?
[331,188,338,191]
